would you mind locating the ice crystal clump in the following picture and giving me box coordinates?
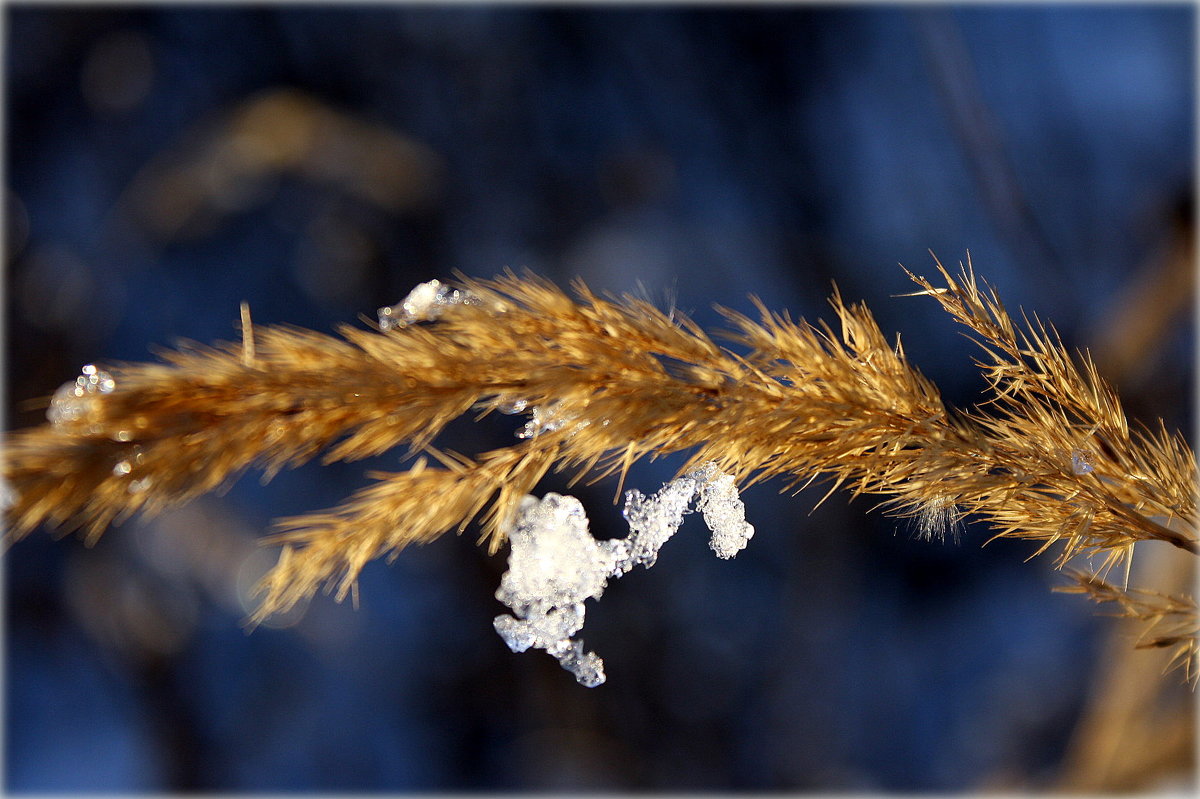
[616,461,754,572]
[47,364,116,428]
[692,463,756,559]
[493,462,754,686]
[377,279,481,330]
[616,472,700,573]
[1070,449,1095,476]
[493,493,615,687]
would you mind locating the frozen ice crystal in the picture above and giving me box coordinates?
[496,397,528,415]
[377,279,481,330]
[1070,449,1094,476]
[494,494,615,612]
[47,364,116,428]
[550,640,606,688]
[493,462,754,686]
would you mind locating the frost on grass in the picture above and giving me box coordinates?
[376,279,481,330]
[47,364,116,429]
[493,462,754,686]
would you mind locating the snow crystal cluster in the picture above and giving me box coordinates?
[377,279,482,330]
[493,493,611,687]
[493,462,754,687]
[47,364,116,428]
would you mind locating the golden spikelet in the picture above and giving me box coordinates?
[1057,569,1198,683]
[3,260,1196,675]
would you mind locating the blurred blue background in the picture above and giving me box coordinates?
[4,5,1194,792]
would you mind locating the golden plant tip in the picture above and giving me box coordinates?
[239,301,256,367]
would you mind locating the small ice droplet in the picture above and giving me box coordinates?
[0,476,17,513]
[377,279,482,330]
[492,493,617,686]
[1071,449,1094,476]
[112,460,132,476]
[497,398,528,415]
[515,402,575,439]
[47,365,116,427]
[128,477,152,494]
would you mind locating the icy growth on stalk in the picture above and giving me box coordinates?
[47,364,116,428]
[494,462,753,686]
[377,279,481,330]
[1070,449,1095,476]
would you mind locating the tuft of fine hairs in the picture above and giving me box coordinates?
[2,258,1196,680]
[913,496,963,544]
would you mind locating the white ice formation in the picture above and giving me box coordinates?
[493,462,754,687]
[377,279,482,330]
[47,364,116,428]
[1070,448,1095,476]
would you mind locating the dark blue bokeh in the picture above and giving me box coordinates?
[5,6,1193,792]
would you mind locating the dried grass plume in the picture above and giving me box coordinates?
[3,257,1196,678]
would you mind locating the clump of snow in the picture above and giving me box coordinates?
[691,463,756,559]
[377,279,481,330]
[493,462,754,686]
[492,493,614,687]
